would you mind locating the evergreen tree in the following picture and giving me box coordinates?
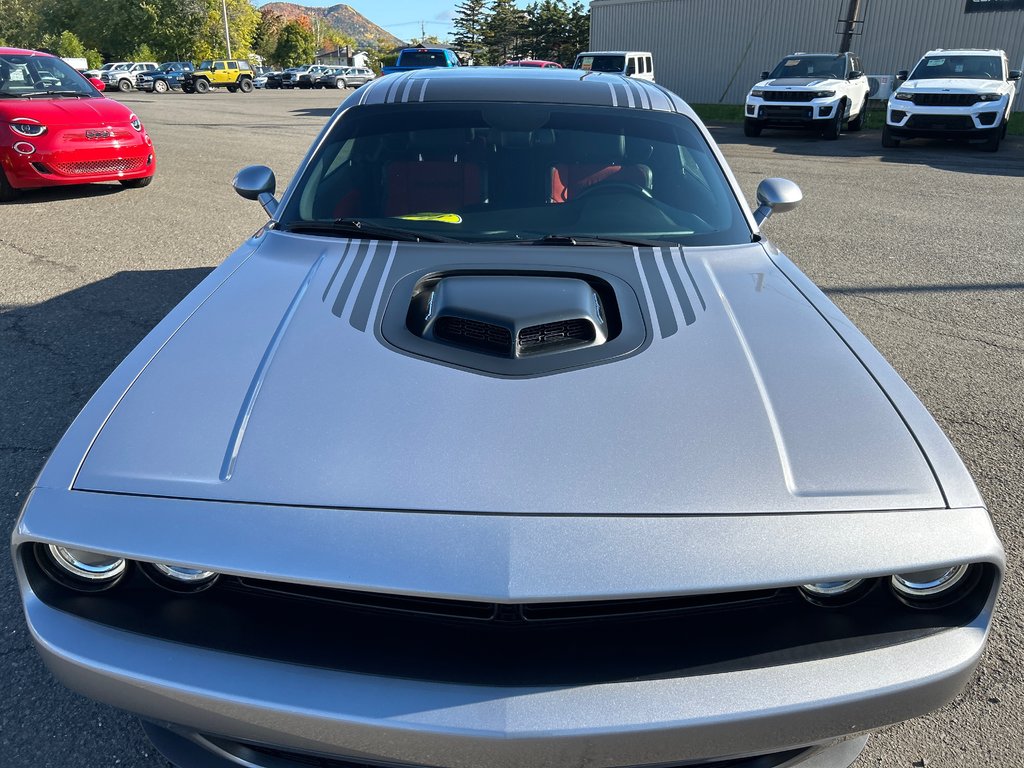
[452,0,489,64]
[274,20,317,68]
[483,0,527,64]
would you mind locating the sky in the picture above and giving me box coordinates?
[256,1,531,43]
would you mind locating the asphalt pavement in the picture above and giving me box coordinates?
[1,89,1022,767]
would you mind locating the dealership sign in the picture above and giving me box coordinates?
[965,0,1024,12]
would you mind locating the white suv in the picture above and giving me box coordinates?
[884,49,1020,152]
[744,52,869,140]
[100,62,158,92]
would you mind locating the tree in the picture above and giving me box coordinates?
[56,30,87,58]
[192,0,260,60]
[253,9,284,64]
[0,0,40,48]
[273,20,317,68]
[452,0,488,64]
[483,0,527,64]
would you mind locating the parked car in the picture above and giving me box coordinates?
[572,50,654,81]
[253,68,278,89]
[135,61,194,93]
[317,66,376,89]
[501,59,563,68]
[100,61,158,92]
[12,67,1002,768]
[0,47,155,201]
[278,65,312,89]
[883,48,1020,152]
[84,61,128,79]
[381,47,460,75]
[182,60,254,93]
[744,52,869,139]
[295,65,334,89]
[264,69,292,89]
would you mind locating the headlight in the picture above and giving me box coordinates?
[978,93,1003,102]
[10,122,46,137]
[894,91,914,101]
[42,544,126,589]
[129,115,142,131]
[814,90,836,98]
[799,578,866,607]
[749,89,765,98]
[892,565,970,600]
[144,562,219,592]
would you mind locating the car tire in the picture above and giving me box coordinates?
[0,167,19,203]
[153,79,169,94]
[336,79,347,89]
[822,102,843,140]
[194,78,210,94]
[848,100,866,132]
[239,78,253,93]
[743,118,763,138]
[881,124,900,148]
[981,122,1003,152]
[117,78,132,92]
[227,86,237,93]
[120,175,154,189]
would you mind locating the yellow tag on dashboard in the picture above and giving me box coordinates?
[398,213,463,224]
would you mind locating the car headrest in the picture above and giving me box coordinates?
[409,128,472,152]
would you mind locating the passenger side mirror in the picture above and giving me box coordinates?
[848,70,864,80]
[1009,70,1022,81]
[233,165,279,217]
[753,178,802,225]
[89,77,105,90]
[760,70,770,80]
[896,70,908,82]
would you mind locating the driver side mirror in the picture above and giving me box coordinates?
[753,178,802,225]
[233,165,279,217]
[848,70,864,80]
[89,77,105,90]
[1009,70,1021,81]
[760,70,770,80]
[896,70,908,82]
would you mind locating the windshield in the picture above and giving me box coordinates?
[198,60,212,70]
[574,55,625,73]
[280,103,750,246]
[400,50,448,67]
[0,53,100,97]
[768,55,846,79]
[909,55,1002,81]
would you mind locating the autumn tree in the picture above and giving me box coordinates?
[273,20,317,68]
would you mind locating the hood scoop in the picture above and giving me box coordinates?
[410,275,609,358]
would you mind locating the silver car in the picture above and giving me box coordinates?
[12,67,1002,768]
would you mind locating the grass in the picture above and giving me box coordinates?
[691,101,1024,136]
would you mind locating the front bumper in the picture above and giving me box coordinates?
[886,101,1006,137]
[745,97,841,128]
[2,133,155,190]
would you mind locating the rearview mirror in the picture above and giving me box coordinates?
[233,165,279,217]
[1009,70,1021,81]
[760,70,770,80]
[896,70,908,82]
[753,178,802,225]
[848,70,864,80]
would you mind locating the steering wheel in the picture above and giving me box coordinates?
[574,181,654,200]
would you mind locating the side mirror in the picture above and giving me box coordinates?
[896,70,908,82]
[89,77,105,90]
[753,178,802,225]
[760,70,770,80]
[848,70,864,80]
[1009,70,1021,81]
[233,165,278,217]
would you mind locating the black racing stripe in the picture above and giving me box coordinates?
[331,240,368,317]
[679,249,707,311]
[613,82,630,107]
[321,240,353,302]
[627,79,648,109]
[639,249,677,338]
[349,243,392,331]
[663,251,696,326]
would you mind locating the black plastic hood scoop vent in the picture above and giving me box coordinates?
[411,275,609,358]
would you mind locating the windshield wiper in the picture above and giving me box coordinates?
[281,219,463,243]
[18,90,87,98]
[523,234,683,247]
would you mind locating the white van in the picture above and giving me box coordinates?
[572,51,654,82]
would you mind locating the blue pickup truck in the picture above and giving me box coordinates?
[381,48,460,75]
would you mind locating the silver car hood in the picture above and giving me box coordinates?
[74,233,943,514]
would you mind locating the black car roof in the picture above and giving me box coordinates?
[352,67,690,115]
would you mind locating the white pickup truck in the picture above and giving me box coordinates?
[99,62,158,92]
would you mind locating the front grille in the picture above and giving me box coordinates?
[906,114,975,131]
[53,157,146,176]
[760,105,813,120]
[761,91,816,102]
[518,318,595,353]
[434,315,512,354]
[910,93,979,107]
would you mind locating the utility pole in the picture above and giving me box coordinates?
[838,0,863,54]
[221,0,232,59]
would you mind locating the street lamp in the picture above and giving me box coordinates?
[222,0,232,59]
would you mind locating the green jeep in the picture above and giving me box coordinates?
[182,60,254,94]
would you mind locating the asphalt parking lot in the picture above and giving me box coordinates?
[1,89,1022,767]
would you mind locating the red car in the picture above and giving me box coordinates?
[1,47,155,202]
[500,59,563,68]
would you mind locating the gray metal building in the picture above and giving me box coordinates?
[589,0,1024,110]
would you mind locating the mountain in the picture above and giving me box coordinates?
[259,3,405,50]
